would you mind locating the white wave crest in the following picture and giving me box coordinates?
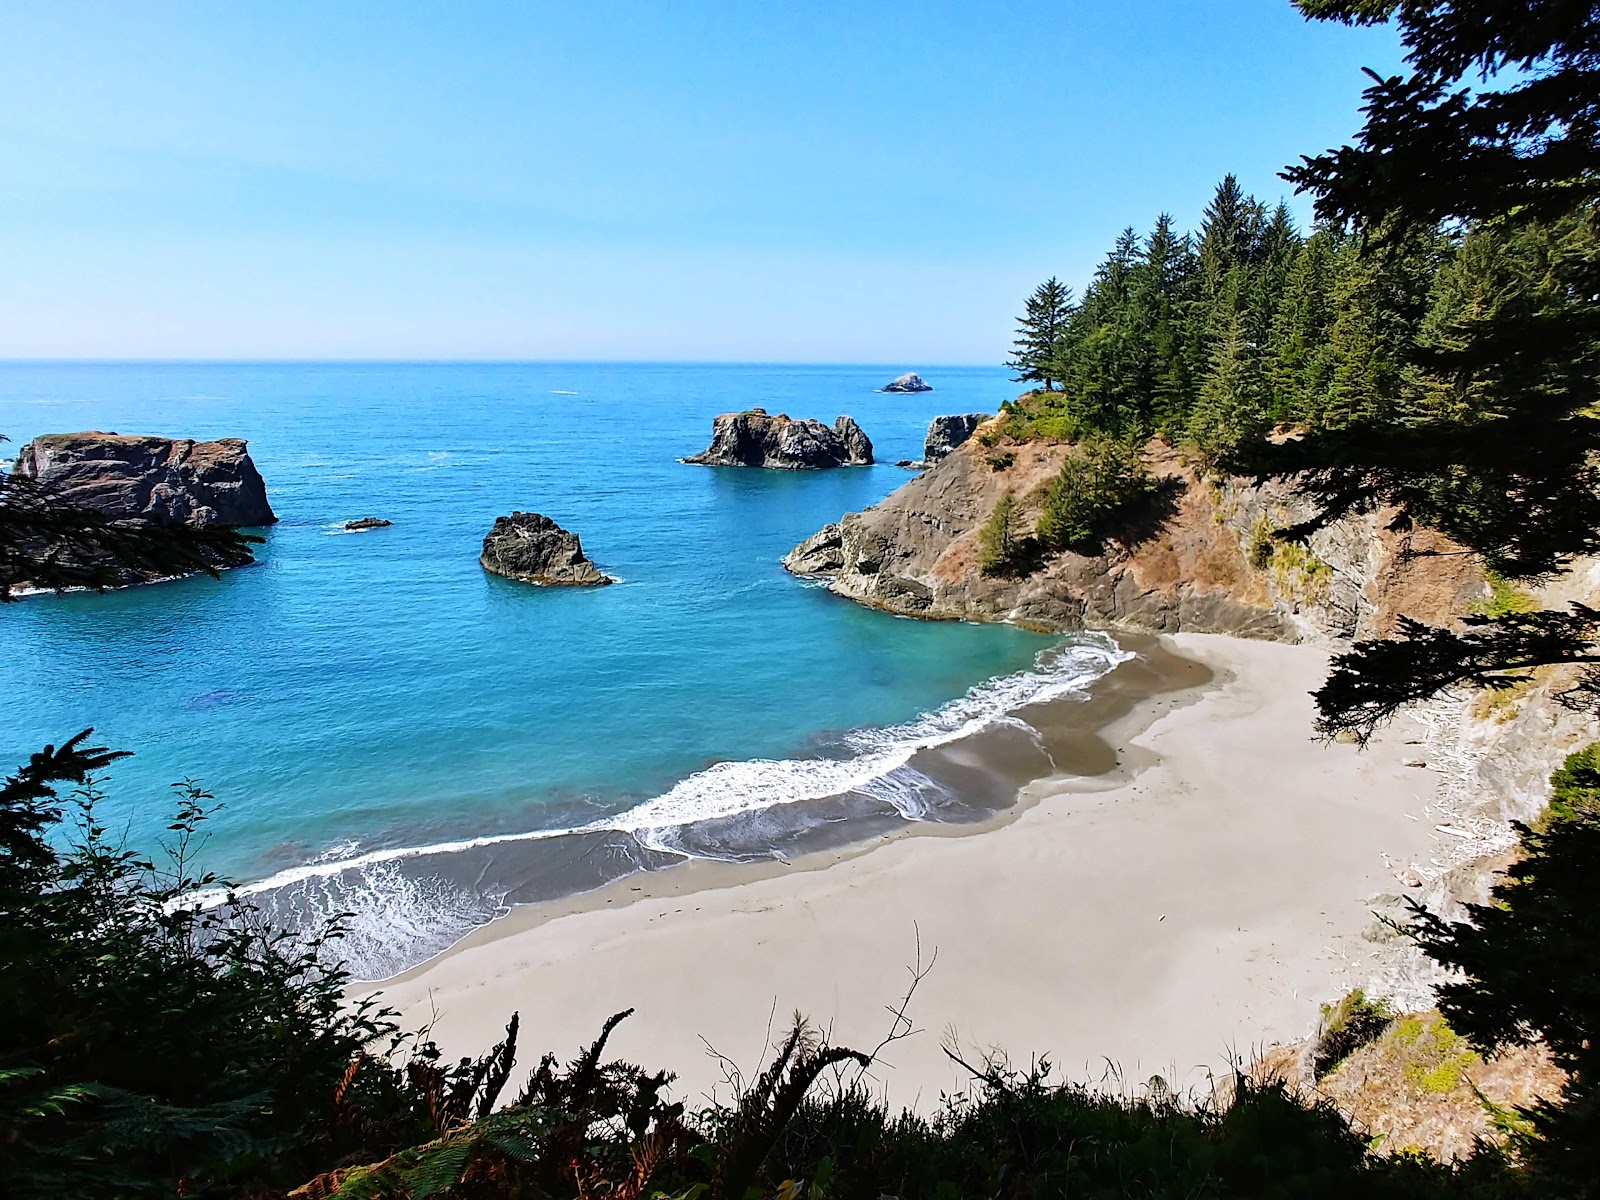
[208,634,1131,905]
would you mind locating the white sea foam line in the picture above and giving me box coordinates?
[201,634,1132,906]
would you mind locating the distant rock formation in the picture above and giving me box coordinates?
[683,408,874,469]
[923,414,989,464]
[345,517,392,531]
[480,512,613,586]
[881,373,933,393]
[13,432,276,527]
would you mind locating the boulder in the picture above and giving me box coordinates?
[480,512,613,586]
[881,372,933,393]
[345,517,393,531]
[682,408,874,469]
[13,432,276,527]
[923,413,989,464]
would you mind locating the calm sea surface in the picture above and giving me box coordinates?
[0,363,1122,974]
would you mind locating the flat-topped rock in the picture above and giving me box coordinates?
[13,431,276,527]
[345,517,392,531]
[683,408,873,469]
[924,413,989,463]
[480,512,613,586]
[881,372,933,393]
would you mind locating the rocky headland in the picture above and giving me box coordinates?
[783,431,1484,643]
[683,408,873,469]
[881,372,933,393]
[14,432,276,527]
[480,512,613,586]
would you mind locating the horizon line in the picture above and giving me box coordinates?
[0,357,1003,370]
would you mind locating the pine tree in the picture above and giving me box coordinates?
[1267,228,1338,423]
[977,489,1020,576]
[1007,278,1074,392]
[1186,289,1269,466]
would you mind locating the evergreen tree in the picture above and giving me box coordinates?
[1007,278,1074,391]
[1276,2,1600,744]
[1267,229,1339,423]
[977,490,1021,576]
[1186,286,1270,465]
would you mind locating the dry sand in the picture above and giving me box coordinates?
[368,633,1443,1109]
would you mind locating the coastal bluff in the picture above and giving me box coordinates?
[13,431,276,528]
[683,408,872,469]
[784,430,1486,644]
[480,512,613,586]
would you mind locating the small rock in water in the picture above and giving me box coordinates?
[480,511,613,586]
[344,516,393,531]
[881,372,933,393]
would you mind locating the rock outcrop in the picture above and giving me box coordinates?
[480,512,613,586]
[922,414,989,465]
[683,409,873,469]
[784,435,1487,643]
[882,373,933,393]
[345,517,392,531]
[13,432,276,527]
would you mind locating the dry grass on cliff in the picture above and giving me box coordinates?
[1253,1009,1566,1161]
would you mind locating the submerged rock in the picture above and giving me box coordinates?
[881,372,933,393]
[682,408,874,469]
[923,413,989,464]
[344,517,393,531]
[13,431,276,527]
[480,512,613,586]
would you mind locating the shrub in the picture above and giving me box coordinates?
[1313,989,1396,1077]
[1035,437,1151,554]
[985,450,1014,472]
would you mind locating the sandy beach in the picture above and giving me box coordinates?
[369,632,1442,1109]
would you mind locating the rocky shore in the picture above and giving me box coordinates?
[480,512,613,586]
[683,409,872,469]
[784,434,1484,644]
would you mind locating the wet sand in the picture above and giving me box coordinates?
[367,633,1440,1109]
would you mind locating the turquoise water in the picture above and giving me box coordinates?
[0,363,1122,974]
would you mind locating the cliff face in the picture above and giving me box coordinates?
[14,432,276,527]
[683,409,873,469]
[784,431,1486,644]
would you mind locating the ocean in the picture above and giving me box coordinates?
[0,362,1125,976]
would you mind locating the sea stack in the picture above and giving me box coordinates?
[923,413,989,464]
[480,512,613,586]
[12,432,276,527]
[683,408,873,469]
[882,372,933,393]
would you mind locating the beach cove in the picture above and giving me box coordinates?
[372,632,1444,1107]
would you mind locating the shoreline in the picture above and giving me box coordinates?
[376,633,1209,988]
[365,632,1444,1109]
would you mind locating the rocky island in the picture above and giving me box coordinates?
[682,408,873,469]
[6,431,276,588]
[480,512,613,586]
[14,432,276,527]
[881,372,933,393]
[344,517,393,531]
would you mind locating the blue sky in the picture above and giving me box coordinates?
[0,1,1402,362]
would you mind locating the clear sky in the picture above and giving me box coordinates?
[0,1,1402,363]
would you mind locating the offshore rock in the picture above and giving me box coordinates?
[480,512,613,586]
[882,372,933,393]
[13,431,277,527]
[345,517,393,531]
[923,413,989,464]
[682,408,873,469]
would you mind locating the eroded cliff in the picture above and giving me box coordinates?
[784,428,1486,644]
